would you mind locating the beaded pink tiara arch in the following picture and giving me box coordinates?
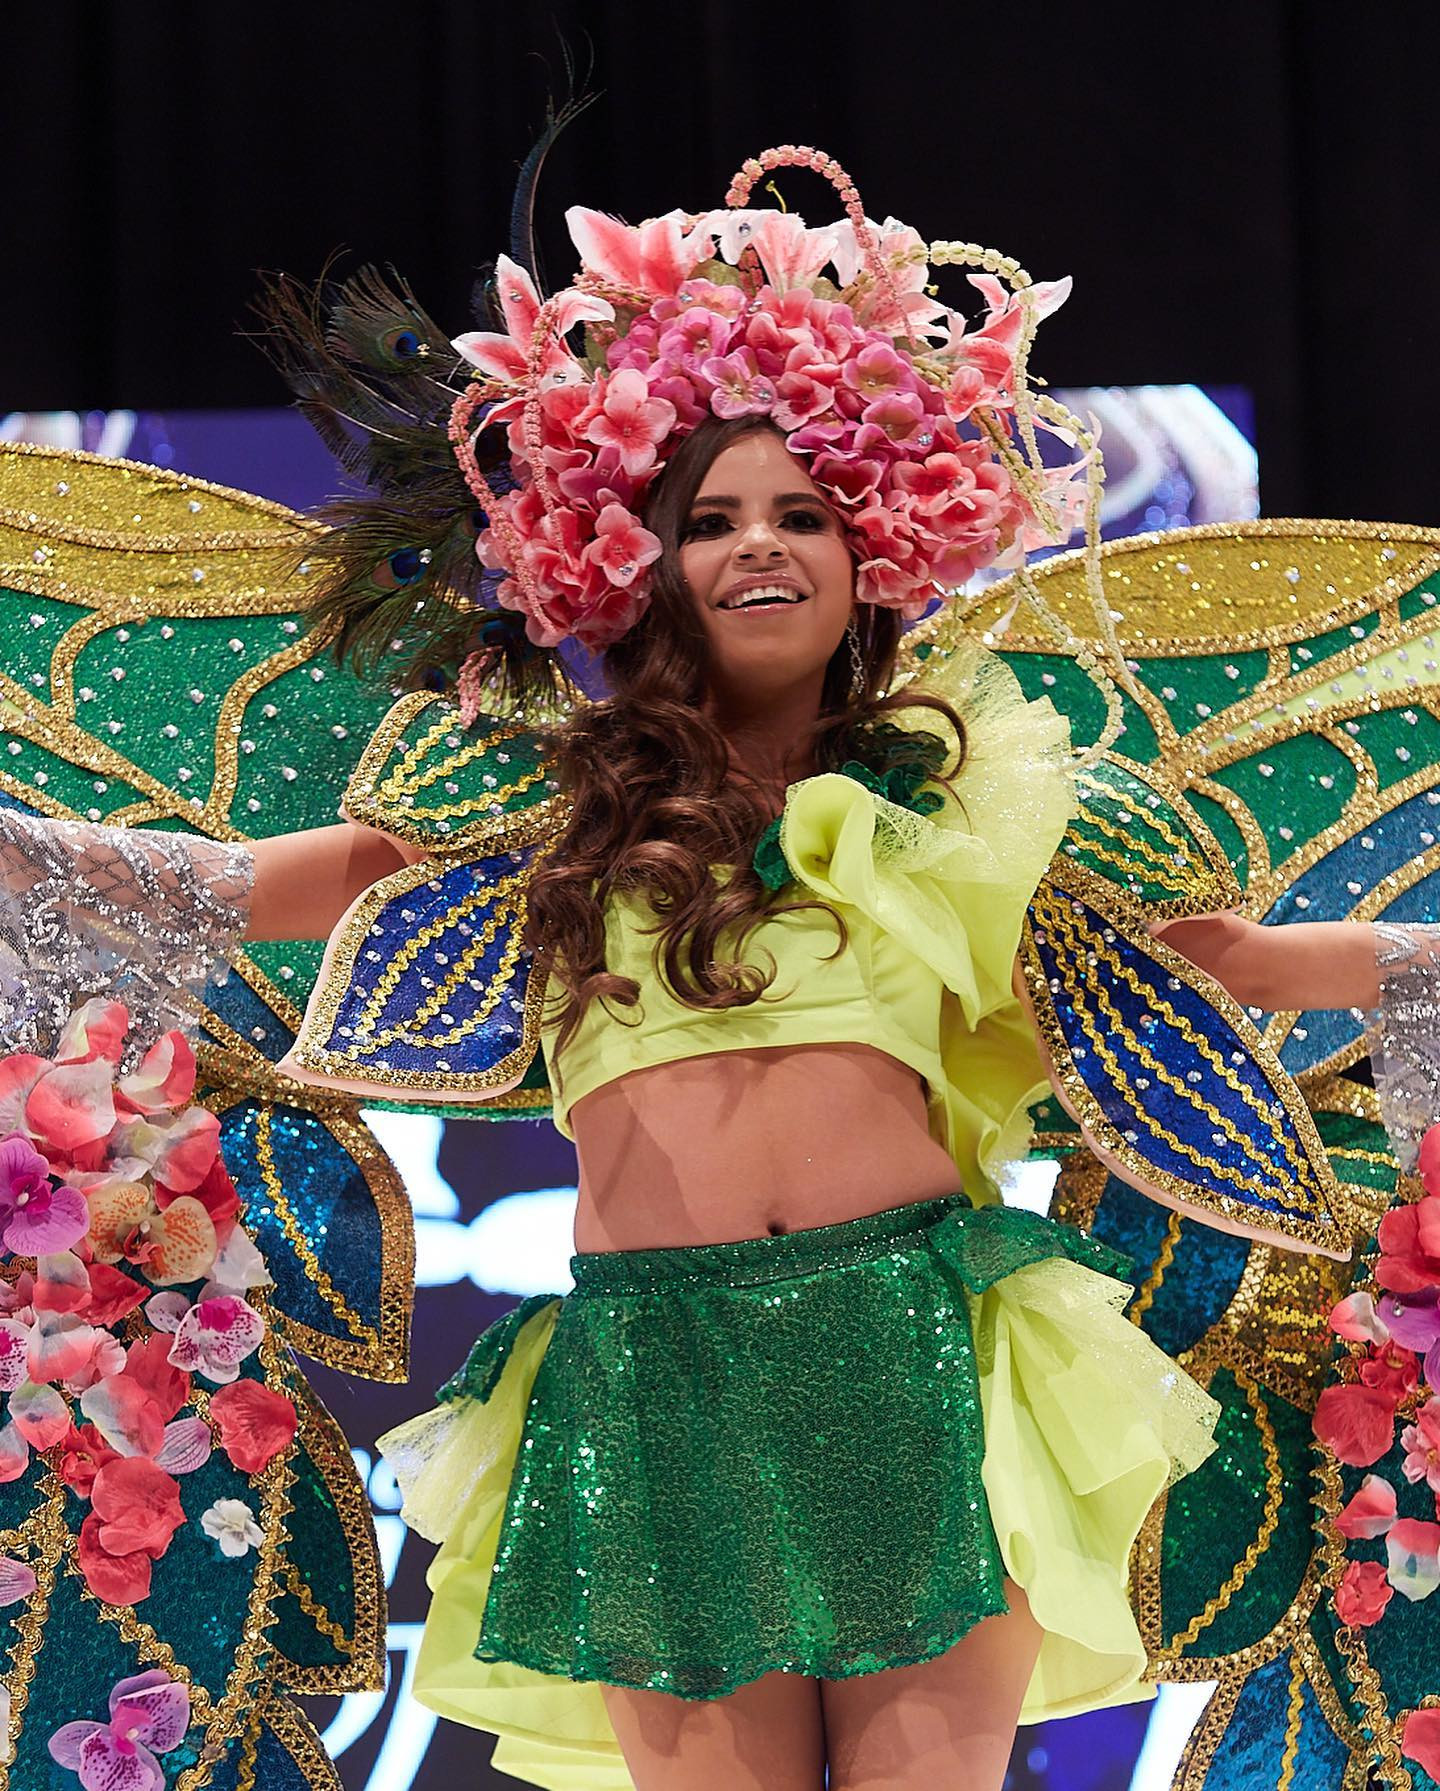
[447,143,1133,754]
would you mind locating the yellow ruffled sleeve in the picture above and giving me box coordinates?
[779,643,1075,1199]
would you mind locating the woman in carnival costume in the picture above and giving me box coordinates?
[2,141,1438,1791]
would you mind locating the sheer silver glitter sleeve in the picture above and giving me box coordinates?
[1371,920,1440,1169]
[0,808,254,1056]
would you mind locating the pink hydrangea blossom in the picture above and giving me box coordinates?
[1401,1398,1440,1493]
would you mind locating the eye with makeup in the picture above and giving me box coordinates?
[681,505,834,541]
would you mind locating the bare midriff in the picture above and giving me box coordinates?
[568,1041,962,1253]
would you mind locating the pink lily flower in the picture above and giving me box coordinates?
[582,369,678,477]
[166,1294,265,1385]
[48,1669,191,1791]
[1387,1516,1440,1601]
[566,206,714,301]
[0,1134,89,1255]
[745,212,839,294]
[1335,1472,1399,1539]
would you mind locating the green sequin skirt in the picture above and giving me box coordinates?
[438,1195,1131,1700]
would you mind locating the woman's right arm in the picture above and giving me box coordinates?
[247,822,411,941]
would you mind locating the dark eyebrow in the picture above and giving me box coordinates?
[687,492,830,510]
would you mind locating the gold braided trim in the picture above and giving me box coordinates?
[1159,1366,1284,1658]
[233,1701,263,1791]
[1276,1649,1307,1791]
[280,1562,352,1656]
[254,1106,378,1350]
[1128,1210,1183,1325]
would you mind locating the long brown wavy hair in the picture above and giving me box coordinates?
[526,416,967,1063]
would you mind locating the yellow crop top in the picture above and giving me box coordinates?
[540,645,1076,1200]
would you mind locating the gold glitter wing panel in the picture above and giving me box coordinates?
[914,519,1440,1790]
[0,442,406,1787]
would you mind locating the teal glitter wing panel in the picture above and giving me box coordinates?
[283,688,563,1112]
[0,1335,382,1791]
[926,519,1440,1790]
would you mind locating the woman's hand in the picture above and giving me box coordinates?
[246,822,411,941]
[1153,912,1381,1012]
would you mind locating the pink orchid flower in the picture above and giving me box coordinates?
[0,1556,35,1605]
[584,504,663,589]
[1387,1517,1440,1601]
[0,1134,89,1255]
[166,1294,265,1385]
[566,206,715,301]
[49,1669,191,1791]
[1401,1398,1440,1493]
[582,369,679,478]
[1336,1472,1399,1540]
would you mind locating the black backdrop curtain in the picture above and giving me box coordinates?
[4,0,1438,526]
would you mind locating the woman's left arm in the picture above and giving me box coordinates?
[1155,912,1440,1010]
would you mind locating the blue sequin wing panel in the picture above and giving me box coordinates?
[283,845,547,1102]
[1023,874,1349,1257]
[208,1089,414,1382]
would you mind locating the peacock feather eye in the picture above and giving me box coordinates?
[385,325,424,359]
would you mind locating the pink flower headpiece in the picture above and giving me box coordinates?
[447,145,1086,655]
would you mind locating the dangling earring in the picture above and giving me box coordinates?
[846,616,866,697]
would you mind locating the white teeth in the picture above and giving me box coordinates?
[720,584,804,610]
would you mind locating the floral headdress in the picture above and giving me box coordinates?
[447,145,1095,665]
[263,141,1128,748]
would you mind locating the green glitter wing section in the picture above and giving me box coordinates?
[948,518,1440,1789]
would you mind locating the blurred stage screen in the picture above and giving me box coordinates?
[1,393,1258,1791]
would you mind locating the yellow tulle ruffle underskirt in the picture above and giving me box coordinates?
[379,1256,1217,1790]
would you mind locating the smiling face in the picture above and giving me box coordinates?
[677,429,855,715]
